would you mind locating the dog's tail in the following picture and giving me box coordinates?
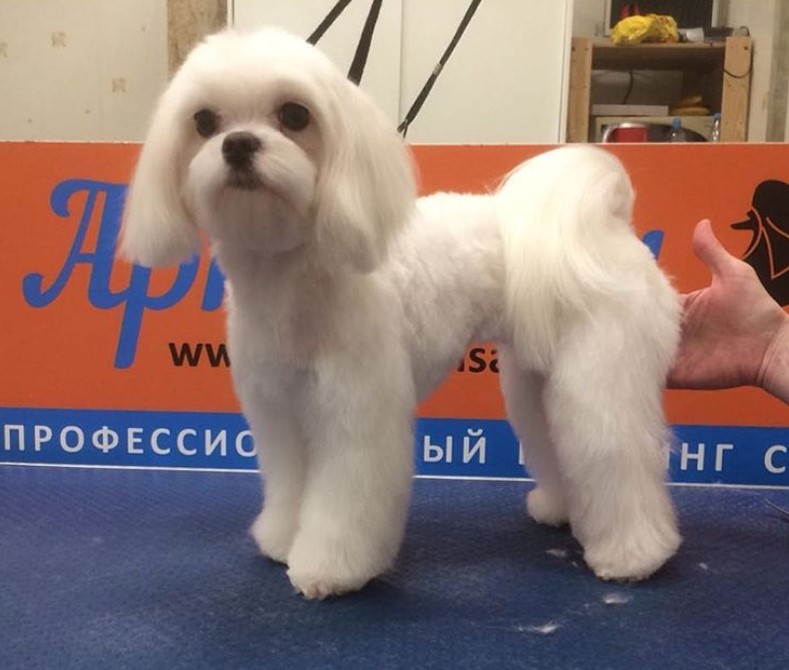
[495,145,659,371]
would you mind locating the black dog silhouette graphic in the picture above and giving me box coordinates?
[732,180,789,306]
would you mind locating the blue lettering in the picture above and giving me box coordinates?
[202,259,226,311]
[22,179,225,369]
[642,230,664,259]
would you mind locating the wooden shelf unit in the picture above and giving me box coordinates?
[566,36,752,142]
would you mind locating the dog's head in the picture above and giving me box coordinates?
[120,27,416,273]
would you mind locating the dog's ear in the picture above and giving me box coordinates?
[119,87,199,268]
[314,79,416,273]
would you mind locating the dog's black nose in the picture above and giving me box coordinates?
[222,132,262,168]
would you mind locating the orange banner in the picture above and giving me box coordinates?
[1,142,787,429]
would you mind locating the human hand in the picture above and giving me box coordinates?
[668,219,789,392]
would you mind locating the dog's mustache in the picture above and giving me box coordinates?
[226,168,263,191]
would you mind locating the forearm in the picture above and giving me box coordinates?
[759,319,789,405]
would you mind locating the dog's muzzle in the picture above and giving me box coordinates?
[223,132,263,190]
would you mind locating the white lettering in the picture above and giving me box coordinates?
[714,443,735,472]
[463,429,486,464]
[92,426,119,453]
[423,435,453,463]
[3,425,25,451]
[33,425,53,452]
[177,429,198,456]
[680,442,705,471]
[60,426,85,453]
[765,445,787,475]
[127,427,144,455]
[205,430,227,457]
[151,428,171,455]
[235,430,256,457]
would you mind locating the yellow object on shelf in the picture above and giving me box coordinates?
[674,95,704,107]
[669,106,712,116]
[611,14,679,45]
[670,95,711,116]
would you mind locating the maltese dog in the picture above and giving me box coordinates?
[120,27,681,599]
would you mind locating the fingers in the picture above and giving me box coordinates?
[691,219,739,277]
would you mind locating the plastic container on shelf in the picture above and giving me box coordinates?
[711,113,721,142]
[668,117,688,142]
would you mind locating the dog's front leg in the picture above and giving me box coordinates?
[246,403,306,565]
[286,355,415,600]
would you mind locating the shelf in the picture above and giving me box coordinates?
[592,115,715,142]
[591,39,727,70]
[566,36,752,142]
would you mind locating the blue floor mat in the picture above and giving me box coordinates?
[1,465,788,670]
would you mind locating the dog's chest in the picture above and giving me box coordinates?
[227,306,321,370]
[224,276,349,374]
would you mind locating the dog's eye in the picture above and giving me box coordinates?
[194,109,220,138]
[278,103,310,132]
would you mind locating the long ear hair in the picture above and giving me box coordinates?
[119,79,199,267]
[313,77,417,273]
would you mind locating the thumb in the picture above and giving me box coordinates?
[692,219,739,278]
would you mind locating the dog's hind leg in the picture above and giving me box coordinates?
[541,309,680,582]
[498,345,569,527]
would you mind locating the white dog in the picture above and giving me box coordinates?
[121,27,681,599]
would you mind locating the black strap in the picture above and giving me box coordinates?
[348,0,383,85]
[308,0,382,86]
[308,0,483,133]
[307,0,353,45]
[398,0,483,137]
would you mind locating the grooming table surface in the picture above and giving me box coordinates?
[1,466,788,670]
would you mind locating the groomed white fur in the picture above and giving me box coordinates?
[121,27,682,599]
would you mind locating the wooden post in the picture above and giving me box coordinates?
[721,36,752,142]
[566,37,593,143]
[167,0,228,76]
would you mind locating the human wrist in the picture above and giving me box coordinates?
[759,317,789,404]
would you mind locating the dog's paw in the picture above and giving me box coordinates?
[286,565,372,601]
[250,509,296,565]
[583,522,681,582]
[527,486,569,527]
[286,533,391,600]
[286,554,378,601]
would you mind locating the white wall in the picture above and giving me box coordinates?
[786,81,789,140]
[0,0,573,144]
[573,0,607,36]
[0,0,782,143]
[0,0,167,141]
